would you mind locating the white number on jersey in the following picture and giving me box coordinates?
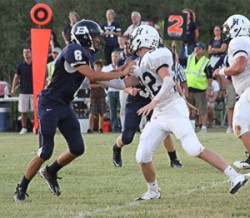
[74,50,83,61]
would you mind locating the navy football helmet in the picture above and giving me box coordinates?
[71,19,102,52]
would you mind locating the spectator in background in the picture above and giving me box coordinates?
[11,47,33,134]
[208,25,227,70]
[207,78,220,128]
[0,80,10,98]
[46,47,61,87]
[48,31,61,63]
[171,41,189,99]
[224,76,237,133]
[101,9,121,65]
[62,11,80,45]
[117,42,130,132]
[123,11,141,40]
[87,60,107,133]
[208,25,228,102]
[185,42,212,133]
[179,8,199,67]
[102,50,121,132]
[214,54,236,134]
[116,36,126,60]
[147,19,161,33]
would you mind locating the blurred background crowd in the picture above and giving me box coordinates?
[1,0,250,133]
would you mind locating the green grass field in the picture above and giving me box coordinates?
[0,130,250,218]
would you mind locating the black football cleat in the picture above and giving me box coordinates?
[14,184,29,202]
[113,144,122,167]
[39,166,61,196]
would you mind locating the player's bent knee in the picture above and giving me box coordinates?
[70,144,85,156]
[136,148,152,164]
[39,151,53,161]
[121,130,136,145]
[136,154,151,164]
[181,131,204,157]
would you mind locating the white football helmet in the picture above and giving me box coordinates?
[129,25,160,53]
[223,14,250,39]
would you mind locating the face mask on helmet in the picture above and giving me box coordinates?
[129,25,160,54]
[71,19,103,52]
[223,14,250,40]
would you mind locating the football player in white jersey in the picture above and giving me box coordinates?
[125,25,249,200]
[214,14,250,169]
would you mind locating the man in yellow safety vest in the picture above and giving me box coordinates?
[185,42,212,133]
[46,47,61,87]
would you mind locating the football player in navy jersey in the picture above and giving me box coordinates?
[14,19,134,202]
[122,25,248,200]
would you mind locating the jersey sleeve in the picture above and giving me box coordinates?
[114,22,121,33]
[146,48,173,74]
[16,64,22,76]
[63,44,90,68]
[229,38,248,60]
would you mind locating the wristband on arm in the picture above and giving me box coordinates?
[219,67,225,76]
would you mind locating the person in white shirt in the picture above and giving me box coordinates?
[126,25,248,200]
[102,50,121,132]
[214,14,250,170]
[123,11,141,40]
[207,78,220,128]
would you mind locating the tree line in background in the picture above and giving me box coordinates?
[1,0,250,83]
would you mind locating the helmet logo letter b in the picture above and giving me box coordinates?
[75,26,88,35]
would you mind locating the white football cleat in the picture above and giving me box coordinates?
[226,127,233,133]
[135,189,161,201]
[233,160,250,169]
[229,174,248,194]
[19,128,27,134]
[199,126,207,134]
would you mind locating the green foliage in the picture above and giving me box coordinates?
[2,0,250,83]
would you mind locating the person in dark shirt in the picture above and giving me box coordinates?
[61,11,80,45]
[14,19,134,203]
[11,47,33,134]
[101,9,121,65]
[179,8,199,67]
[208,25,227,71]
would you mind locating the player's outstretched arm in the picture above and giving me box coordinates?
[76,61,135,82]
[96,75,139,90]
